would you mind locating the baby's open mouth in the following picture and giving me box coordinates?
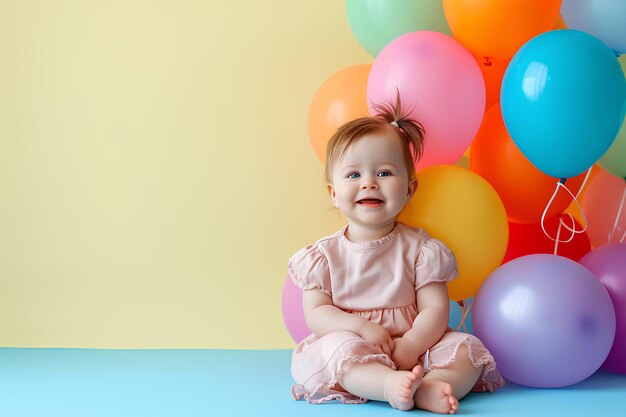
[357,199,384,205]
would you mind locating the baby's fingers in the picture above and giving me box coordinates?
[381,340,393,357]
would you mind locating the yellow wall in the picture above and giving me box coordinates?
[0,0,370,348]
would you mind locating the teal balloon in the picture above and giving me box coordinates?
[501,30,626,179]
[599,55,626,178]
[346,0,451,58]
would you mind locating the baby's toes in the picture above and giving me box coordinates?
[403,373,418,386]
[448,394,459,414]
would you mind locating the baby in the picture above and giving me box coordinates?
[288,98,504,414]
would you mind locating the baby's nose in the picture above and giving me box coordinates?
[361,179,379,190]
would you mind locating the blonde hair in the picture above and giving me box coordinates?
[324,94,425,184]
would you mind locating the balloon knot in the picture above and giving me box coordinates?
[559,178,567,185]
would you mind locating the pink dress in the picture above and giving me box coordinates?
[288,222,504,404]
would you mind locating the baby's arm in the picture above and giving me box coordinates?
[303,289,394,356]
[391,282,450,370]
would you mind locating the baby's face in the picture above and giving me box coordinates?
[328,130,416,234]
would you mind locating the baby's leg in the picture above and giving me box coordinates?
[337,361,423,411]
[414,344,483,414]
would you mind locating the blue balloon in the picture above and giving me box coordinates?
[501,29,626,179]
[561,0,626,55]
[448,298,473,334]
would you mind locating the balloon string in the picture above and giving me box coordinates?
[577,167,593,198]
[554,218,562,255]
[553,214,575,255]
[540,168,592,243]
[558,167,592,234]
[456,300,471,333]
[608,180,626,244]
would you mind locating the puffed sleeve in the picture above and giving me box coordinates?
[288,244,332,297]
[414,238,459,291]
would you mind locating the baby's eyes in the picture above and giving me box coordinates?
[346,170,393,179]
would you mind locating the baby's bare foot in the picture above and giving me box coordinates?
[414,379,458,414]
[383,365,423,411]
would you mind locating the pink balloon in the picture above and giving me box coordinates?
[581,168,626,248]
[367,31,485,170]
[580,243,626,374]
[281,276,311,343]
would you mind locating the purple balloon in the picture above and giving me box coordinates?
[580,243,626,374]
[473,254,616,388]
[281,276,311,343]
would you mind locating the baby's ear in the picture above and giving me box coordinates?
[407,178,418,198]
[327,183,338,207]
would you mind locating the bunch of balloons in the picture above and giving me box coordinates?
[283,0,626,388]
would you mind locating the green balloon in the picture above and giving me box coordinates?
[599,117,626,178]
[599,55,626,178]
[347,0,452,58]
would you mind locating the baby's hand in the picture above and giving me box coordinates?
[391,337,420,371]
[358,322,394,357]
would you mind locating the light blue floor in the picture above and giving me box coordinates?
[1,348,625,417]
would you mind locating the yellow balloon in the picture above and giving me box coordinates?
[399,165,508,301]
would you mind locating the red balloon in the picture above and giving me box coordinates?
[503,216,592,264]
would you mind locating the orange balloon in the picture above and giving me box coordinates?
[473,56,509,109]
[470,104,586,224]
[307,64,371,163]
[580,168,626,248]
[443,0,561,59]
